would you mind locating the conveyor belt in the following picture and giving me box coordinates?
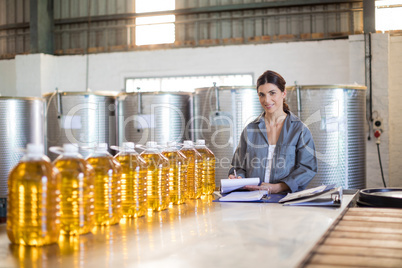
[301,207,402,268]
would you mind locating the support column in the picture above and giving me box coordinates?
[30,0,54,54]
[363,0,375,34]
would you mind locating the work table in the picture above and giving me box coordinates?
[0,194,355,268]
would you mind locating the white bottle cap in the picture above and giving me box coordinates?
[63,143,79,154]
[95,143,108,152]
[183,140,194,147]
[167,141,177,147]
[195,139,205,145]
[122,142,135,151]
[146,141,157,148]
[26,143,44,157]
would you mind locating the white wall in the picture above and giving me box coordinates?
[0,59,16,96]
[367,34,390,188]
[389,35,402,187]
[84,39,350,93]
[2,39,351,96]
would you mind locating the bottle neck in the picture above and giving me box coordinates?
[61,152,83,159]
[89,151,111,158]
[164,146,179,152]
[117,150,138,156]
[22,154,50,162]
[142,148,159,154]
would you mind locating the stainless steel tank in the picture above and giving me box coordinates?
[193,86,263,186]
[116,92,192,146]
[0,97,45,200]
[44,91,117,160]
[286,85,367,189]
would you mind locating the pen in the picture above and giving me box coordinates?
[234,169,237,179]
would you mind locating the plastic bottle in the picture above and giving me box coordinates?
[180,140,203,199]
[140,141,169,211]
[86,143,122,225]
[114,142,148,218]
[51,144,95,235]
[7,143,61,246]
[195,140,216,195]
[162,141,188,205]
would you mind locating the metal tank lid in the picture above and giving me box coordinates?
[286,84,367,90]
[195,85,256,93]
[0,96,44,101]
[43,91,118,97]
[117,91,192,97]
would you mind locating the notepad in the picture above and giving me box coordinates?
[219,191,264,202]
[220,178,260,194]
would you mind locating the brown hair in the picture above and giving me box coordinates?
[256,70,290,113]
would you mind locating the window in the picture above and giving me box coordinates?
[125,74,254,93]
[376,0,402,32]
[135,0,175,46]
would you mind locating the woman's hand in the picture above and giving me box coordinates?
[243,182,290,193]
[228,174,242,179]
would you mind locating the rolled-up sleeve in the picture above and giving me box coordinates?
[280,126,318,192]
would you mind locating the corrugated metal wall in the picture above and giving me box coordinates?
[0,0,30,58]
[54,0,135,54]
[175,0,363,46]
[0,0,363,59]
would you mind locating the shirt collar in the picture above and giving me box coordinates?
[251,110,300,125]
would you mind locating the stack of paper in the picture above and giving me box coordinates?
[220,178,260,194]
[279,185,343,207]
[278,185,330,203]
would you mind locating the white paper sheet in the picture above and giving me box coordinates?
[278,185,329,203]
[220,178,260,194]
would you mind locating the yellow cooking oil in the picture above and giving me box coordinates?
[7,143,61,246]
[162,141,188,205]
[52,144,95,235]
[180,140,203,199]
[114,142,148,218]
[86,143,122,226]
[140,141,169,212]
[195,140,216,195]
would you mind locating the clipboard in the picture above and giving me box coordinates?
[282,187,343,207]
[278,184,336,203]
[213,193,286,203]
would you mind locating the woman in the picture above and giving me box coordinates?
[228,70,317,193]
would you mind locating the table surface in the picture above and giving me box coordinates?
[0,194,354,268]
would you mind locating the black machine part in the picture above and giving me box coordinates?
[358,188,402,208]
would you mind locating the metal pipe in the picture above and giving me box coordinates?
[295,82,302,118]
[365,33,373,140]
[137,87,142,114]
[214,82,220,111]
[56,88,62,119]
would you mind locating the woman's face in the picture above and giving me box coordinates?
[257,83,286,115]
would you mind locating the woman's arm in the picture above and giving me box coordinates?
[279,125,318,192]
[228,128,249,178]
[243,182,289,193]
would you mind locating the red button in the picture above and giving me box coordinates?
[374,130,381,138]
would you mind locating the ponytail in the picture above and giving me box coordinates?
[283,100,290,113]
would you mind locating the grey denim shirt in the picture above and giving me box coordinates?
[230,111,318,193]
